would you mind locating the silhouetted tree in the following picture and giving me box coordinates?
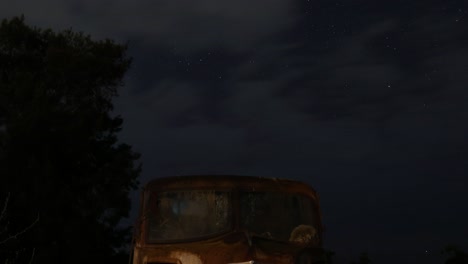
[442,245,468,264]
[324,249,336,264]
[0,16,140,263]
[350,252,371,264]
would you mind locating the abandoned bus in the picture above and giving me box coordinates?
[132,175,325,264]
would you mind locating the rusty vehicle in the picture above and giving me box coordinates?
[131,175,326,264]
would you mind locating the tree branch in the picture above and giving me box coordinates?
[0,213,40,245]
[0,192,10,222]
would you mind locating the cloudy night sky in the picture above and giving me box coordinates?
[2,0,467,263]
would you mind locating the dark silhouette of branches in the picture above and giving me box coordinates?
[350,252,371,264]
[0,16,140,264]
[442,245,468,264]
[0,193,39,263]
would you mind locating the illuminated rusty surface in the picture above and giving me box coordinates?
[132,175,325,264]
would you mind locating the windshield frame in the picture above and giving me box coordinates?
[143,175,323,247]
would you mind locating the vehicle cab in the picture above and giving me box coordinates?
[132,175,325,264]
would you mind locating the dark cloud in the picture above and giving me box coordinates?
[1,0,297,52]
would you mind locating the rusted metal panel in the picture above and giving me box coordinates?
[144,175,320,200]
[133,175,325,264]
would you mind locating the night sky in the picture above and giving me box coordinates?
[2,0,467,263]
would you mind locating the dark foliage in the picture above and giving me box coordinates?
[442,245,468,264]
[0,16,140,263]
[350,252,371,264]
[323,249,335,264]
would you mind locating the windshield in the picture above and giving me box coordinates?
[240,192,318,244]
[147,190,231,242]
